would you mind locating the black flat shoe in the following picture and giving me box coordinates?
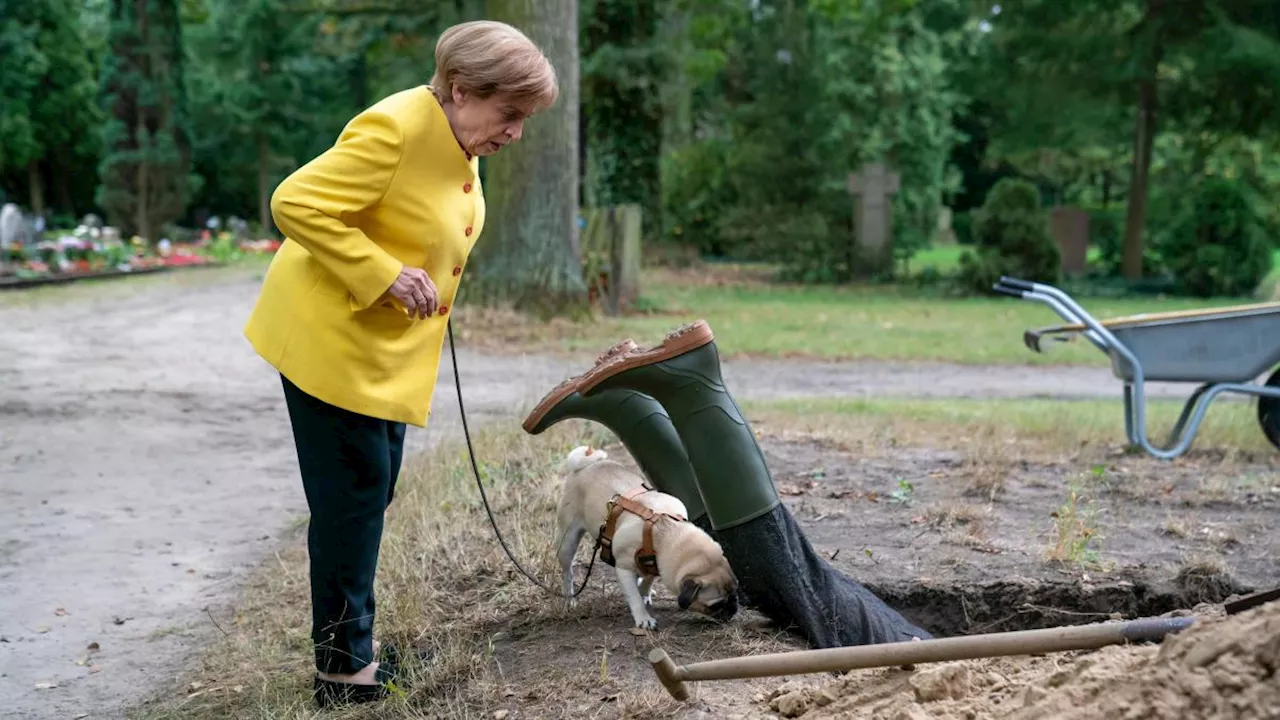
[312,664,396,709]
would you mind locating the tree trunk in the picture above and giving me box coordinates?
[257,132,274,235]
[468,0,585,316]
[53,146,75,217]
[27,160,46,220]
[1120,5,1163,282]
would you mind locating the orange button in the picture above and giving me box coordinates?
[452,266,462,276]
[465,226,473,236]
[463,182,472,193]
[439,304,449,315]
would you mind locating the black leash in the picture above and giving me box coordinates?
[446,318,598,599]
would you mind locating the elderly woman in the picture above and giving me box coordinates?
[243,20,558,708]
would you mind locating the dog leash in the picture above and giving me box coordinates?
[446,318,598,599]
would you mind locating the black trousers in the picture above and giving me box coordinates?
[280,374,407,675]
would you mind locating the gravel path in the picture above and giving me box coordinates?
[0,266,1197,719]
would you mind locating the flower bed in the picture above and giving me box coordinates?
[0,226,281,288]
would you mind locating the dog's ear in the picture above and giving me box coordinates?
[678,578,701,610]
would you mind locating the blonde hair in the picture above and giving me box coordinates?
[430,21,559,111]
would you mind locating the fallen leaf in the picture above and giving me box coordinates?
[910,515,927,524]
[88,666,102,674]
[55,608,68,617]
[628,627,647,636]
[87,642,100,651]
[34,682,58,690]
[494,711,510,720]
[36,626,50,634]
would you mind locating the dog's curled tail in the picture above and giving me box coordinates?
[565,445,609,473]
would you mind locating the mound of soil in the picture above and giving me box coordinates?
[761,598,1279,720]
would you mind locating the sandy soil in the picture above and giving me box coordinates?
[0,265,1245,719]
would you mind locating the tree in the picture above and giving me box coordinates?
[975,0,1280,281]
[96,0,193,241]
[466,0,586,315]
[0,0,100,219]
[581,0,664,237]
[190,0,336,234]
[0,10,45,199]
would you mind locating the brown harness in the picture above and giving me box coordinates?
[598,486,686,577]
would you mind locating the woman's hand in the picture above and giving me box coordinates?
[386,266,438,319]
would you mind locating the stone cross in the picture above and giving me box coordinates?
[847,162,900,278]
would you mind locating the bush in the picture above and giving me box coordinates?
[1157,177,1273,298]
[660,139,736,257]
[957,178,1061,294]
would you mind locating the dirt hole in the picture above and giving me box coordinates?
[866,566,1251,637]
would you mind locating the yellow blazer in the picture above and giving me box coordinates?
[244,86,484,427]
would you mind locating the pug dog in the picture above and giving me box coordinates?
[555,445,739,630]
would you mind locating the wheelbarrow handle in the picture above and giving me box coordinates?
[997,276,1036,292]
[991,284,1026,298]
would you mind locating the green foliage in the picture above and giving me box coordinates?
[582,0,664,238]
[659,0,968,283]
[0,10,46,173]
[958,178,1061,294]
[0,0,101,210]
[1157,177,1273,297]
[660,138,735,256]
[96,0,193,240]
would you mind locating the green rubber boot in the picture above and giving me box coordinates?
[523,388,708,523]
[577,323,780,531]
[521,341,709,522]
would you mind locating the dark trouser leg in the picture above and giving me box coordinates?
[281,374,395,675]
[385,421,407,508]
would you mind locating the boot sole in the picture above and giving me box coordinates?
[576,320,715,396]
[521,338,639,434]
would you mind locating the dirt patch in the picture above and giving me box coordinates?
[751,439,1277,638]
[759,598,1279,720]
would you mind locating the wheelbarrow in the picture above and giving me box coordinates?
[992,276,1280,460]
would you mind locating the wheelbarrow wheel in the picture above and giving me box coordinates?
[1258,366,1280,451]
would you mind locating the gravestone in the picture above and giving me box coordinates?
[1050,206,1090,276]
[847,162,901,278]
[1,204,30,266]
[935,207,955,245]
[227,216,249,239]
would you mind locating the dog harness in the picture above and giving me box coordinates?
[598,486,686,578]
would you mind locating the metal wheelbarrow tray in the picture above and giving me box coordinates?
[993,276,1280,460]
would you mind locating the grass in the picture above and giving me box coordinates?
[455,257,1280,366]
[738,395,1275,461]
